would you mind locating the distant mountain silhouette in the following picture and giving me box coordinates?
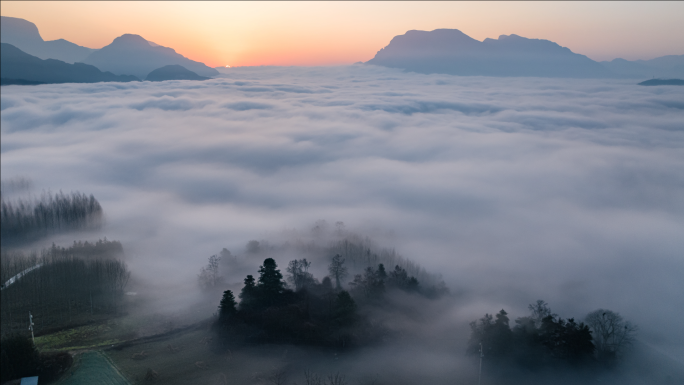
[601,55,684,78]
[1,78,45,86]
[0,16,94,63]
[1,43,139,85]
[145,65,209,81]
[82,34,219,80]
[640,55,684,71]
[637,78,684,86]
[366,29,612,78]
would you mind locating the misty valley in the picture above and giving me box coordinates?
[0,195,667,384]
[2,11,684,385]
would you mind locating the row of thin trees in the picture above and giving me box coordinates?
[1,241,130,337]
[1,191,103,242]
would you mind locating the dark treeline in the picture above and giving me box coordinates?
[46,238,124,261]
[327,237,434,287]
[0,190,103,243]
[241,221,445,290]
[213,255,448,349]
[0,239,130,337]
[348,262,449,300]
[467,300,637,371]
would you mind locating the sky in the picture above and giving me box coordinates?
[2,1,684,67]
[2,67,684,366]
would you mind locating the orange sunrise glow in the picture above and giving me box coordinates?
[2,1,683,67]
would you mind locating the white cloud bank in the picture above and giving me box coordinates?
[2,65,684,362]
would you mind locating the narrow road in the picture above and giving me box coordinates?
[1,263,43,290]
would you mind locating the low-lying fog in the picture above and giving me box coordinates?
[2,65,683,378]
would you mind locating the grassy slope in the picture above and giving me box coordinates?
[104,328,286,385]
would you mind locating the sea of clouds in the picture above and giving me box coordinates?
[2,65,684,365]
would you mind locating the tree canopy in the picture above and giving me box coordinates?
[467,301,607,369]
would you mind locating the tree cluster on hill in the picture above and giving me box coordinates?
[467,300,636,369]
[214,257,374,348]
[1,239,130,336]
[322,235,439,289]
[213,252,449,349]
[238,222,448,296]
[0,190,103,243]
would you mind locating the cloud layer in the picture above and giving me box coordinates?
[2,65,684,362]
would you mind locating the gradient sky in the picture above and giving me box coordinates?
[2,1,683,68]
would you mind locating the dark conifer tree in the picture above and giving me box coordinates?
[257,258,285,306]
[218,290,237,323]
[490,309,513,358]
[563,318,595,364]
[388,265,420,292]
[377,264,387,280]
[239,275,257,311]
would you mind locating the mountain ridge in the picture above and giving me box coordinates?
[81,34,219,80]
[0,16,94,64]
[367,29,611,78]
[1,43,139,85]
[601,55,684,79]
[1,16,219,80]
[367,29,684,79]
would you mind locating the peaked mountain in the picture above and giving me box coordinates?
[0,16,94,63]
[1,43,138,85]
[367,29,611,78]
[145,65,209,81]
[81,34,219,80]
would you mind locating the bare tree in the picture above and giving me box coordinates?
[198,255,224,290]
[327,372,347,385]
[304,370,324,385]
[585,309,637,362]
[287,259,313,291]
[528,300,557,328]
[328,254,347,290]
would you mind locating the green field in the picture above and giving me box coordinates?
[34,320,132,352]
[104,328,288,385]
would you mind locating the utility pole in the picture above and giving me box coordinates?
[29,311,35,344]
[478,342,484,385]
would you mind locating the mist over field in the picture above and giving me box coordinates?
[2,65,684,381]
